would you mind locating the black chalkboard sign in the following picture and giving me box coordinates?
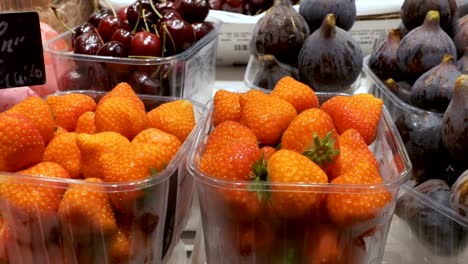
[0,11,46,89]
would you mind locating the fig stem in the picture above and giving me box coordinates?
[442,54,454,64]
[424,10,441,28]
[321,14,336,38]
[455,74,468,91]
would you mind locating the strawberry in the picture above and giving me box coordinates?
[224,220,275,258]
[204,120,258,156]
[147,99,196,142]
[0,113,45,172]
[132,128,182,160]
[321,94,383,145]
[46,93,97,131]
[328,128,379,180]
[267,149,328,219]
[76,132,130,179]
[43,132,82,179]
[260,146,277,161]
[200,140,261,181]
[5,96,55,144]
[0,162,70,244]
[213,89,241,126]
[100,142,172,213]
[58,177,117,238]
[108,227,131,264]
[98,82,145,111]
[240,91,297,146]
[74,111,96,134]
[271,76,319,113]
[326,160,392,228]
[281,108,340,174]
[54,126,67,135]
[95,96,148,140]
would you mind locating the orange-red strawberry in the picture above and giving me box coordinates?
[132,128,182,160]
[46,93,97,131]
[326,160,392,228]
[100,142,172,213]
[74,111,96,134]
[0,113,44,172]
[328,128,379,180]
[147,99,195,142]
[321,94,383,145]
[213,89,241,126]
[76,132,130,179]
[54,126,67,135]
[95,96,148,140]
[267,149,328,219]
[240,89,269,104]
[98,82,145,111]
[204,120,258,156]
[0,162,70,244]
[271,76,319,113]
[260,146,276,161]
[108,227,131,264]
[200,140,262,181]
[281,108,340,173]
[5,96,55,143]
[240,92,297,146]
[58,177,117,237]
[43,132,81,179]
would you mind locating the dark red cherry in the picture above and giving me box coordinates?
[160,9,184,23]
[208,0,223,10]
[97,41,128,57]
[160,18,196,56]
[222,0,245,14]
[117,6,128,21]
[127,0,160,29]
[111,28,133,50]
[98,16,131,43]
[130,71,165,95]
[175,0,210,23]
[88,9,113,28]
[191,21,214,41]
[72,23,96,43]
[130,31,162,57]
[74,32,103,55]
[157,1,177,12]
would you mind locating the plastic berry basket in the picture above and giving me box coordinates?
[362,55,468,264]
[0,90,206,264]
[187,92,412,264]
[43,17,222,104]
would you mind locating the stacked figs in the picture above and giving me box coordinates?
[248,0,363,91]
[367,0,468,254]
[57,0,215,95]
[208,0,299,15]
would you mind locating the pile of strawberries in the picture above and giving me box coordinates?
[0,83,196,263]
[197,76,393,263]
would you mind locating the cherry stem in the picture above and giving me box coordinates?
[93,27,105,46]
[102,0,117,17]
[149,0,163,19]
[162,24,176,56]
[142,9,150,32]
[132,3,144,33]
[51,6,75,33]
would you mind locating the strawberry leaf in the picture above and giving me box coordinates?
[302,131,339,166]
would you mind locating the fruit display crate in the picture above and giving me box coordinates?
[186,90,412,264]
[43,17,222,104]
[0,90,206,264]
[361,57,468,264]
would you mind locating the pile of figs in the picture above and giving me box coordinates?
[248,0,363,92]
[366,0,468,256]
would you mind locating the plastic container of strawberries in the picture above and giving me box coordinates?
[43,17,222,104]
[186,92,412,264]
[362,55,468,264]
[0,90,205,264]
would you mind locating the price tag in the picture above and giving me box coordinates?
[0,11,46,89]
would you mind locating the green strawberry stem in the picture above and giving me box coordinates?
[248,154,270,202]
[302,131,339,166]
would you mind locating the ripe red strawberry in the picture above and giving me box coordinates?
[204,120,258,156]
[321,93,383,145]
[328,128,379,180]
[326,160,392,228]
[271,76,319,113]
[74,111,96,134]
[240,91,297,146]
[132,128,182,161]
[281,108,340,173]
[5,96,55,143]
[0,162,70,244]
[213,89,241,126]
[0,113,45,172]
[46,93,97,131]
[98,82,145,111]
[267,149,328,219]
[43,132,81,179]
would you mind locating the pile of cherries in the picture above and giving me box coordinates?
[208,0,299,16]
[58,0,214,95]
